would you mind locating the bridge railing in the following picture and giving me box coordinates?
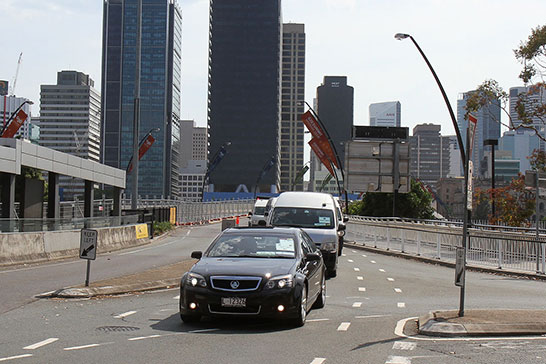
[347,216,546,275]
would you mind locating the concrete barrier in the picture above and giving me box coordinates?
[0,224,151,266]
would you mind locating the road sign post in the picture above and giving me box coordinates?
[80,228,98,287]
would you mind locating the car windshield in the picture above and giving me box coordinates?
[207,234,296,258]
[253,206,266,215]
[272,207,335,229]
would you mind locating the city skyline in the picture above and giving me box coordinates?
[2,0,546,139]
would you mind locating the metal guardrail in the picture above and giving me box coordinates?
[347,216,546,275]
[0,215,140,233]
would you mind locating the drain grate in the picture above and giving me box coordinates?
[96,326,140,333]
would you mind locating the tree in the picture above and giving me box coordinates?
[465,25,546,139]
[348,179,435,219]
[474,174,535,227]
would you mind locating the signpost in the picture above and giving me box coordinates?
[80,228,98,287]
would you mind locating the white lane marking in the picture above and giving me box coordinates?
[353,267,360,272]
[23,338,58,350]
[351,250,357,253]
[118,234,188,256]
[397,302,406,308]
[64,344,102,351]
[379,269,386,272]
[0,354,33,362]
[358,287,366,292]
[348,259,354,263]
[352,302,362,308]
[394,288,402,293]
[392,341,416,350]
[113,310,137,319]
[370,260,377,264]
[0,259,78,274]
[337,322,351,331]
[356,314,391,319]
[173,295,180,300]
[386,356,411,364]
[387,277,395,282]
[310,358,326,364]
[128,335,162,341]
[357,276,364,280]
[307,318,330,322]
[188,328,220,333]
[342,254,347,257]
[362,254,367,257]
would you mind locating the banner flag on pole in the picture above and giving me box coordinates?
[302,111,340,168]
[127,134,156,174]
[309,138,335,177]
[319,174,333,192]
[467,114,478,161]
[293,164,309,186]
[206,145,227,178]
[2,109,28,138]
[259,155,276,181]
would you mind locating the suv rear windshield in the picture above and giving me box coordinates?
[254,207,266,215]
[272,207,335,229]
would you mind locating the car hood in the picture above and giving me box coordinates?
[192,257,297,277]
[302,228,337,244]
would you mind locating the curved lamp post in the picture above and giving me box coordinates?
[1,100,33,137]
[201,141,231,201]
[395,32,469,317]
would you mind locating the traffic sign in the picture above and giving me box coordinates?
[80,229,97,260]
[455,247,465,287]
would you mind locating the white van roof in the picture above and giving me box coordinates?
[254,199,269,207]
[274,192,335,209]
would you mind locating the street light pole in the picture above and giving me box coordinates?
[202,141,231,201]
[484,139,498,219]
[131,0,143,210]
[395,32,469,317]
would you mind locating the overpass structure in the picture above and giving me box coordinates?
[0,139,125,220]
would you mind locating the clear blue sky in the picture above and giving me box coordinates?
[2,0,546,138]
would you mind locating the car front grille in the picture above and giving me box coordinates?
[210,276,262,292]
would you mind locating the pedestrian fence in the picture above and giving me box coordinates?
[347,216,546,275]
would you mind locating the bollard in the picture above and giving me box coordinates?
[236,216,239,225]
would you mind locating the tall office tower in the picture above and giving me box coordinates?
[409,124,450,189]
[369,101,401,127]
[0,95,34,140]
[101,0,182,199]
[500,129,539,173]
[457,91,501,177]
[447,135,462,177]
[279,23,305,192]
[178,120,207,201]
[207,0,281,193]
[39,71,101,200]
[509,86,546,151]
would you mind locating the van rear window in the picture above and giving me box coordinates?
[271,207,335,229]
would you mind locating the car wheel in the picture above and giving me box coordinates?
[293,285,307,327]
[180,313,201,323]
[313,273,326,309]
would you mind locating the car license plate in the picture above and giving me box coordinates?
[221,297,246,307]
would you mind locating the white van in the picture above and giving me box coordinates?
[248,198,269,226]
[269,192,345,277]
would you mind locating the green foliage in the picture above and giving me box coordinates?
[153,221,173,235]
[348,179,435,219]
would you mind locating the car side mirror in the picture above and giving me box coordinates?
[338,224,346,231]
[258,220,266,226]
[343,217,349,223]
[191,251,203,260]
[248,211,253,216]
[306,252,321,261]
[264,212,269,217]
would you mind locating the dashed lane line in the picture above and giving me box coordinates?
[387,277,395,282]
[310,358,326,364]
[356,314,391,319]
[0,354,33,362]
[352,302,362,308]
[173,295,180,300]
[358,287,366,292]
[362,254,367,257]
[113,310,137,319]
[392,341,416,350]
[379,269,386,272]
[307,318,330,322]
[128,335,162,341]
[348,259,354,263]
[337,322,351,331]
[23,338,59,350]
[394,288,402,293]
[397,302,406,308]
[385,356,411,364]
[357,276,364,280]
[351,250,357,253]
[117,231,190,256]
[370,260,377,264]
[353,267,360,272]
[63,343,104,351]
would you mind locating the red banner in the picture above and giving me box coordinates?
[309,138,335,177]
[127,134,156,173]
[2,109,28,138]
[467,114,477,161]
[301,111,339,168]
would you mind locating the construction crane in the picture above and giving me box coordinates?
[9,52,23,96]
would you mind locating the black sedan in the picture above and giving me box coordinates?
[179,227,326,326]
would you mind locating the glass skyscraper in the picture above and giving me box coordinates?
[101,0,181,199]
[207,0,281,193]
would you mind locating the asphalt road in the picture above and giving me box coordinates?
[3,221,546,363]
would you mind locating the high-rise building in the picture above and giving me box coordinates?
[207,0,281,193]
[500,129,539,173]
[38,70,101,200]
[0,95,34,140]
[101,0,182,199]
[509,86,546,151]
[280,23,305,192]
[309,76,353,192]
[409,124,450,189]
[178,120,207,201]
[457,91,501,177]
[369,101,401,127]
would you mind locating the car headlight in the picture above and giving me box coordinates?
[321,242,336,251]
[186,272,207,288]
[265,274,294,289]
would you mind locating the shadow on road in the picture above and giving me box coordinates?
[151,313,295,334]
